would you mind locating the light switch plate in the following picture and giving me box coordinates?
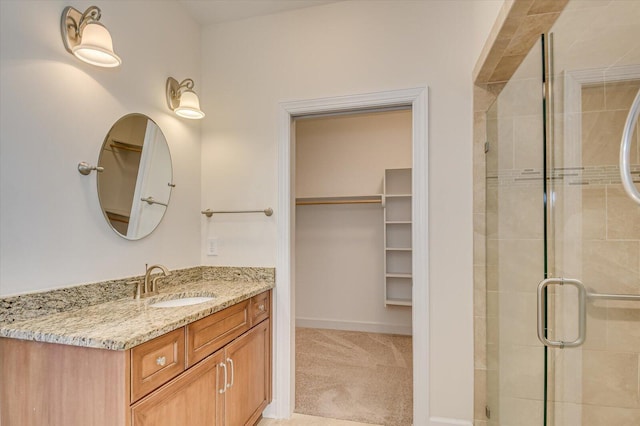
[207,238,218,256]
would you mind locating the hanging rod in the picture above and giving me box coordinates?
[296,199,382,206]
[110,140,142,153]
[295,195,382,206]
[141,197,168,207]
[201,208,273,218]
[105,211,129,224]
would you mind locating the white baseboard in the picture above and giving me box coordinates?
[430,417,473,426]
[262,401,276,418]
[295,317,412,335]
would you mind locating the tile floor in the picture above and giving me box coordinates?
[258,413,380,425]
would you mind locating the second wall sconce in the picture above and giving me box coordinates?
[61,5,121,68]
[166,77,205,120]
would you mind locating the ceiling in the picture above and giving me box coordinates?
[178,0,343,26]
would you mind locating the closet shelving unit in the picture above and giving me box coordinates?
[383,168,412,307]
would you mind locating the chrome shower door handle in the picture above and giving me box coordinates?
[620,89,640,205]
[537,278,587,348]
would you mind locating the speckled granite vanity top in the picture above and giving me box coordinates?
[0,267,274,351]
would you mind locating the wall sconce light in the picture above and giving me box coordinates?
[166,77,205,119]
[61,5,121,68]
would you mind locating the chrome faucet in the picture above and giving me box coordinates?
[135,264,171,299]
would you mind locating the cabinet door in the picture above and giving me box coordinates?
[131,349,224,426]
[223,319,270,426]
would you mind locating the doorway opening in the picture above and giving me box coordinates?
[273,87,429,424]
[293,108,412,424]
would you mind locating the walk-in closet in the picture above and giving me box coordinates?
[293,108,414,426]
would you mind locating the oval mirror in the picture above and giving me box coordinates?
[97,114,173,240]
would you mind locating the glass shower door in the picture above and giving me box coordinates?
[542,1,640,424]
[485,37,547,426]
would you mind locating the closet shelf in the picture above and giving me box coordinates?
[296,195,382,206]
[385,220,412,224]
[385,247,412,251]
[385,298,412,307]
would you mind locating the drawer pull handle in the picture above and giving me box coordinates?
[156,356,166,367]
[219,362,227,394]
[227,357,234,389]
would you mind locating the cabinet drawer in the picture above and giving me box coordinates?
[186,300,250,367]
[249,291,270,326]
[131,328,185,403]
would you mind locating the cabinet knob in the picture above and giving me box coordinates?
[258,304,265,311]
[156,356,166,367]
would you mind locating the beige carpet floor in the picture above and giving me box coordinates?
[295,328,412,426]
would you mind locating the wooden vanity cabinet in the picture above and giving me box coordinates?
[131,319,270,426]
[0,290,272,426]
[223,319,271,425]
[132,290,271,426]
[0,338,131,426]
[131,348,224,426]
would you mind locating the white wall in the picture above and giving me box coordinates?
[199,0,502,421]
[295,110,412,197]
[295,110,412,335]
[0,0,202,296]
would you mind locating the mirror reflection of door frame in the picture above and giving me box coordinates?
[128,124,172,239]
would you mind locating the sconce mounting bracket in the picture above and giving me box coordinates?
[61,6,83,54]
[166,77,196,111]
[61,6,102,54]
[166,77,181,111]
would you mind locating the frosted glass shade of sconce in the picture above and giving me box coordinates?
[71,22,121,68]
[175,90,206,119]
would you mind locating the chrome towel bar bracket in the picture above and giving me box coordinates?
[77,161,104,175]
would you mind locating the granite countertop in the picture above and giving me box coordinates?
[0,278,274,351]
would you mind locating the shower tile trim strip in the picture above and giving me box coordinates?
[487,165,640,187]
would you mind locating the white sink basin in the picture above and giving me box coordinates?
[150,296,215,308]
